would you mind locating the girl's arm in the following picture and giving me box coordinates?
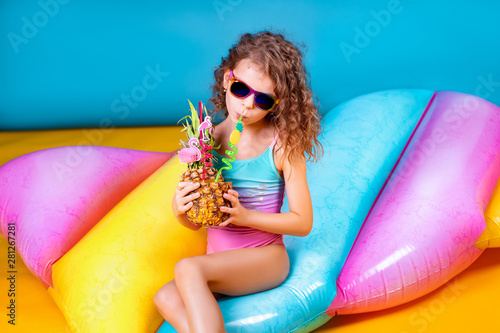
[219,154,313,237]
[174,213,203,231]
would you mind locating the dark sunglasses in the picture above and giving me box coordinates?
[228,71,279,112]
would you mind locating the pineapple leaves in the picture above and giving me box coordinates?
[188,99,200,136]
[177,100,202,140]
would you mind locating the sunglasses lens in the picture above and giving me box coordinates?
[255,94,276,111]
[230,78,276,111]
[230,81,250,98]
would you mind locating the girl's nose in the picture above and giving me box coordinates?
[241,94,255,110]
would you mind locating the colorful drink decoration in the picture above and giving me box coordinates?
[198,109,214,181]
[178,101,216,181]
[214,116,243,182]
[178,138,201,164]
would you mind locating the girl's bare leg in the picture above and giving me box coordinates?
[155,281,226,333]
[174,244,289,333]
[154,280,190,333]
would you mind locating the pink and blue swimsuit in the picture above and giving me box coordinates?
[206,135,285,254]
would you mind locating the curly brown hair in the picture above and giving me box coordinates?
[208,31,323,163]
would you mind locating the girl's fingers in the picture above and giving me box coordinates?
[181,191,200,205]
[223,192,238,205]
[179,201,195,214]
[178,181,199,188]
[175,184,200,202]
[220,205,236,215]
[177,182,200,196]
[173,183,200,214]
[227,189,239,198]
[176,181,191,191]
[175,193,200,213]
[218,216,233,227]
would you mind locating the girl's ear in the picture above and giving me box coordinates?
[223,70,231,90]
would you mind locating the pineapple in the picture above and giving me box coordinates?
[180,168,232,226]
[178,101,232,227]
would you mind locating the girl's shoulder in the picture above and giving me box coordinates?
[272,134,307,175]
[272,135,285,174]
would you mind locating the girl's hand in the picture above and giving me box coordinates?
[172,182,201,217]
[219,189,249,227]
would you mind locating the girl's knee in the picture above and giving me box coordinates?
[153,288,165,308]
[154,284,181,313]
[154,286,171,309]
[174,257,204,283]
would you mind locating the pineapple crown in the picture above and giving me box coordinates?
[178,100,219,169]
[236,121,243,132]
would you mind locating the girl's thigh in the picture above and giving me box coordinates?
[182,244,289,297]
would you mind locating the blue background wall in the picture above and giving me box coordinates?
[1,0,499,130]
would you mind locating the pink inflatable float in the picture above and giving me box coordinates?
[0,146,173,286]
[329,90,500,315]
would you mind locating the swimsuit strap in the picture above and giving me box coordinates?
[269,132,282,148]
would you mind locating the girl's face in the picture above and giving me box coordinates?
[223,59,277,127]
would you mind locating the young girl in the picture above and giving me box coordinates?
[154,31,322,333]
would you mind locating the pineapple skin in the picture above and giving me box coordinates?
[180,167,232,227]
